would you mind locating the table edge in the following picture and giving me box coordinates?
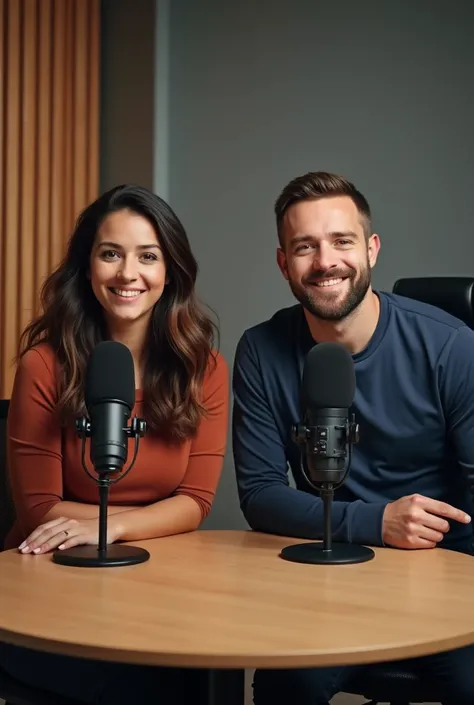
[2,627,474,669]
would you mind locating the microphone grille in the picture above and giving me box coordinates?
[85,341,135,411]
[302,342,355,409]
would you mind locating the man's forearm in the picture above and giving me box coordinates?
[242,483,387,547]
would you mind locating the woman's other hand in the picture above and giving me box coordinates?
[18,516,122,554]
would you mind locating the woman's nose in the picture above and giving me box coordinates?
[117,256,138,281]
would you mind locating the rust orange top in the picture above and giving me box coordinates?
[5,344,229,549]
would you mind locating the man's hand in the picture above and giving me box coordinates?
[382,494,471,549]
[18,516,122,555]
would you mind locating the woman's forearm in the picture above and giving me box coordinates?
[44,500,139,522]
[109,494,203,542]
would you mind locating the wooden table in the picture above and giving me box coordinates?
[1,530,474,704]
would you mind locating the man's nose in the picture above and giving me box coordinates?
[311,242,338,272]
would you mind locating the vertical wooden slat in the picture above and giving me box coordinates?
[36,0,52,292]
[62,0,75,243]
[19,0,38,332]
[0,0,100,398]
[2,0,21,393]
[87,0,100,202]
[73,0,88,219]
[49,0,67,268]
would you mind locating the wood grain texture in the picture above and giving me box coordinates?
[0,530,474,669]
[0,0,100,396]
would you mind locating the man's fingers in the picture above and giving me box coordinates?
[405,520,444,546]
[410,538,437,549]
[417,525,445,544]
[413,495,471,524]
[419,512,450,534]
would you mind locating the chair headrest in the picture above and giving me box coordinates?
[392,277,474,328]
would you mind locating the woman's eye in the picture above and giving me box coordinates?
[101,250,119,260]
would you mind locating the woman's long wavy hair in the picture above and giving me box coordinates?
[19,184,218,441]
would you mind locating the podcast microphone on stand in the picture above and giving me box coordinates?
[53,341,150,568]
[280,342,375,565]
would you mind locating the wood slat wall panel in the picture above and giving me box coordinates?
[63,0,75,248]
[87,0,100,203]
[2,0,21,397]
[19,0,38,335]
[50,0,67,270]
[0,0,100,397]
[35,0,52,310]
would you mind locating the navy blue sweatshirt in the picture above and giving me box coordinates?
[232,292,474,552]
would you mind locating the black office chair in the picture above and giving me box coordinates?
[0,399,88,705]
[343,276,474,705]
[393,276,474,327]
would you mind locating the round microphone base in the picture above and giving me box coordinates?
[52,544,150,568]
[280,541,375,565]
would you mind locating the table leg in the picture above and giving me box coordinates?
[204,668,245,705]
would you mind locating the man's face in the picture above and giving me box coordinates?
[277,196,380,321]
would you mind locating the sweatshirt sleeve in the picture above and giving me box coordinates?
[173,352,230,519]
[7,347,64,535]
[232,332,386,546]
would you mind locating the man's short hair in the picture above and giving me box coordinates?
[275,171,372,245]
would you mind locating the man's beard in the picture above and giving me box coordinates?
[289,261,372,322]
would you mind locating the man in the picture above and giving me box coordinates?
[232,171,474,704]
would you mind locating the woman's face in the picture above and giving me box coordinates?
[89,209,167,330]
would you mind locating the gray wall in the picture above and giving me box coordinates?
[101,0,474,531]
[166,0,474,529]
[100,0,156,191]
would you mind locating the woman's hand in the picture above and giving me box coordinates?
[18,516,122,555]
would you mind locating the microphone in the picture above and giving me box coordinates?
[53,341,150,568]
[280,342,375,565]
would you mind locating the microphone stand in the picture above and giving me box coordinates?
[280,413,375,565]
[53,416,151,568]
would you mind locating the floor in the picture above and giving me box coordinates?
[243,672,439,704]
[243,671,384,703]
[0,698,437,705]
[0,698,363,705]
[0,698,364,705]
[0,680,440,705]
[0,696,440,704]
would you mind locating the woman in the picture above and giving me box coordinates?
[0,184,229,704]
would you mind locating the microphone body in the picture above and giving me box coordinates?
[89,399,131,474]
[280,342,374,566]
[297,407,353,483]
